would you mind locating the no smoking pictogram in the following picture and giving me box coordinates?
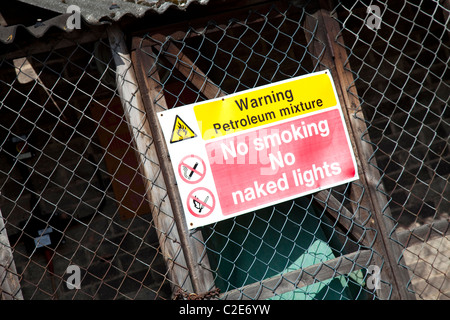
[187,187,215,218]
[178,155,206,184]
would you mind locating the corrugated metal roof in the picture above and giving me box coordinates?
[0,14,72,44]
[16,0,209,24]
[0,0,209,44]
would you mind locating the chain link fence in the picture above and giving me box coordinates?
[137,1,386,300]
[0,0,448,300]
[0,31,178,299]
[332,0,449,299]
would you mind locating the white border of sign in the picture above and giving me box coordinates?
[158,70,358,229]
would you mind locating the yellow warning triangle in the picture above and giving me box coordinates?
[170,115,197,144]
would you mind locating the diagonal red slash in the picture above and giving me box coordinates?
[181,162,203,177]
[191,195,213,211]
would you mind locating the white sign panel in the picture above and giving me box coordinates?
[158,70,358,229]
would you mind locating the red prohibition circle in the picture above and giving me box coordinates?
[178,154,207,184]
[186,187,215,218]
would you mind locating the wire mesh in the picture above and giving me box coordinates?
[138,1,385,300]
[332,0,449,299]
[0,32,177,299]
[0,0,448,301]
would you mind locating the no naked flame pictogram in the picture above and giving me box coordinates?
[187,187,215,219]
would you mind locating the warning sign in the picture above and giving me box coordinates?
[170,115,197,144]
[194,71,337,140]
[158,70,358,229]
[205,108,356,216]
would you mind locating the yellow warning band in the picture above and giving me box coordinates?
[194,72,337,140]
